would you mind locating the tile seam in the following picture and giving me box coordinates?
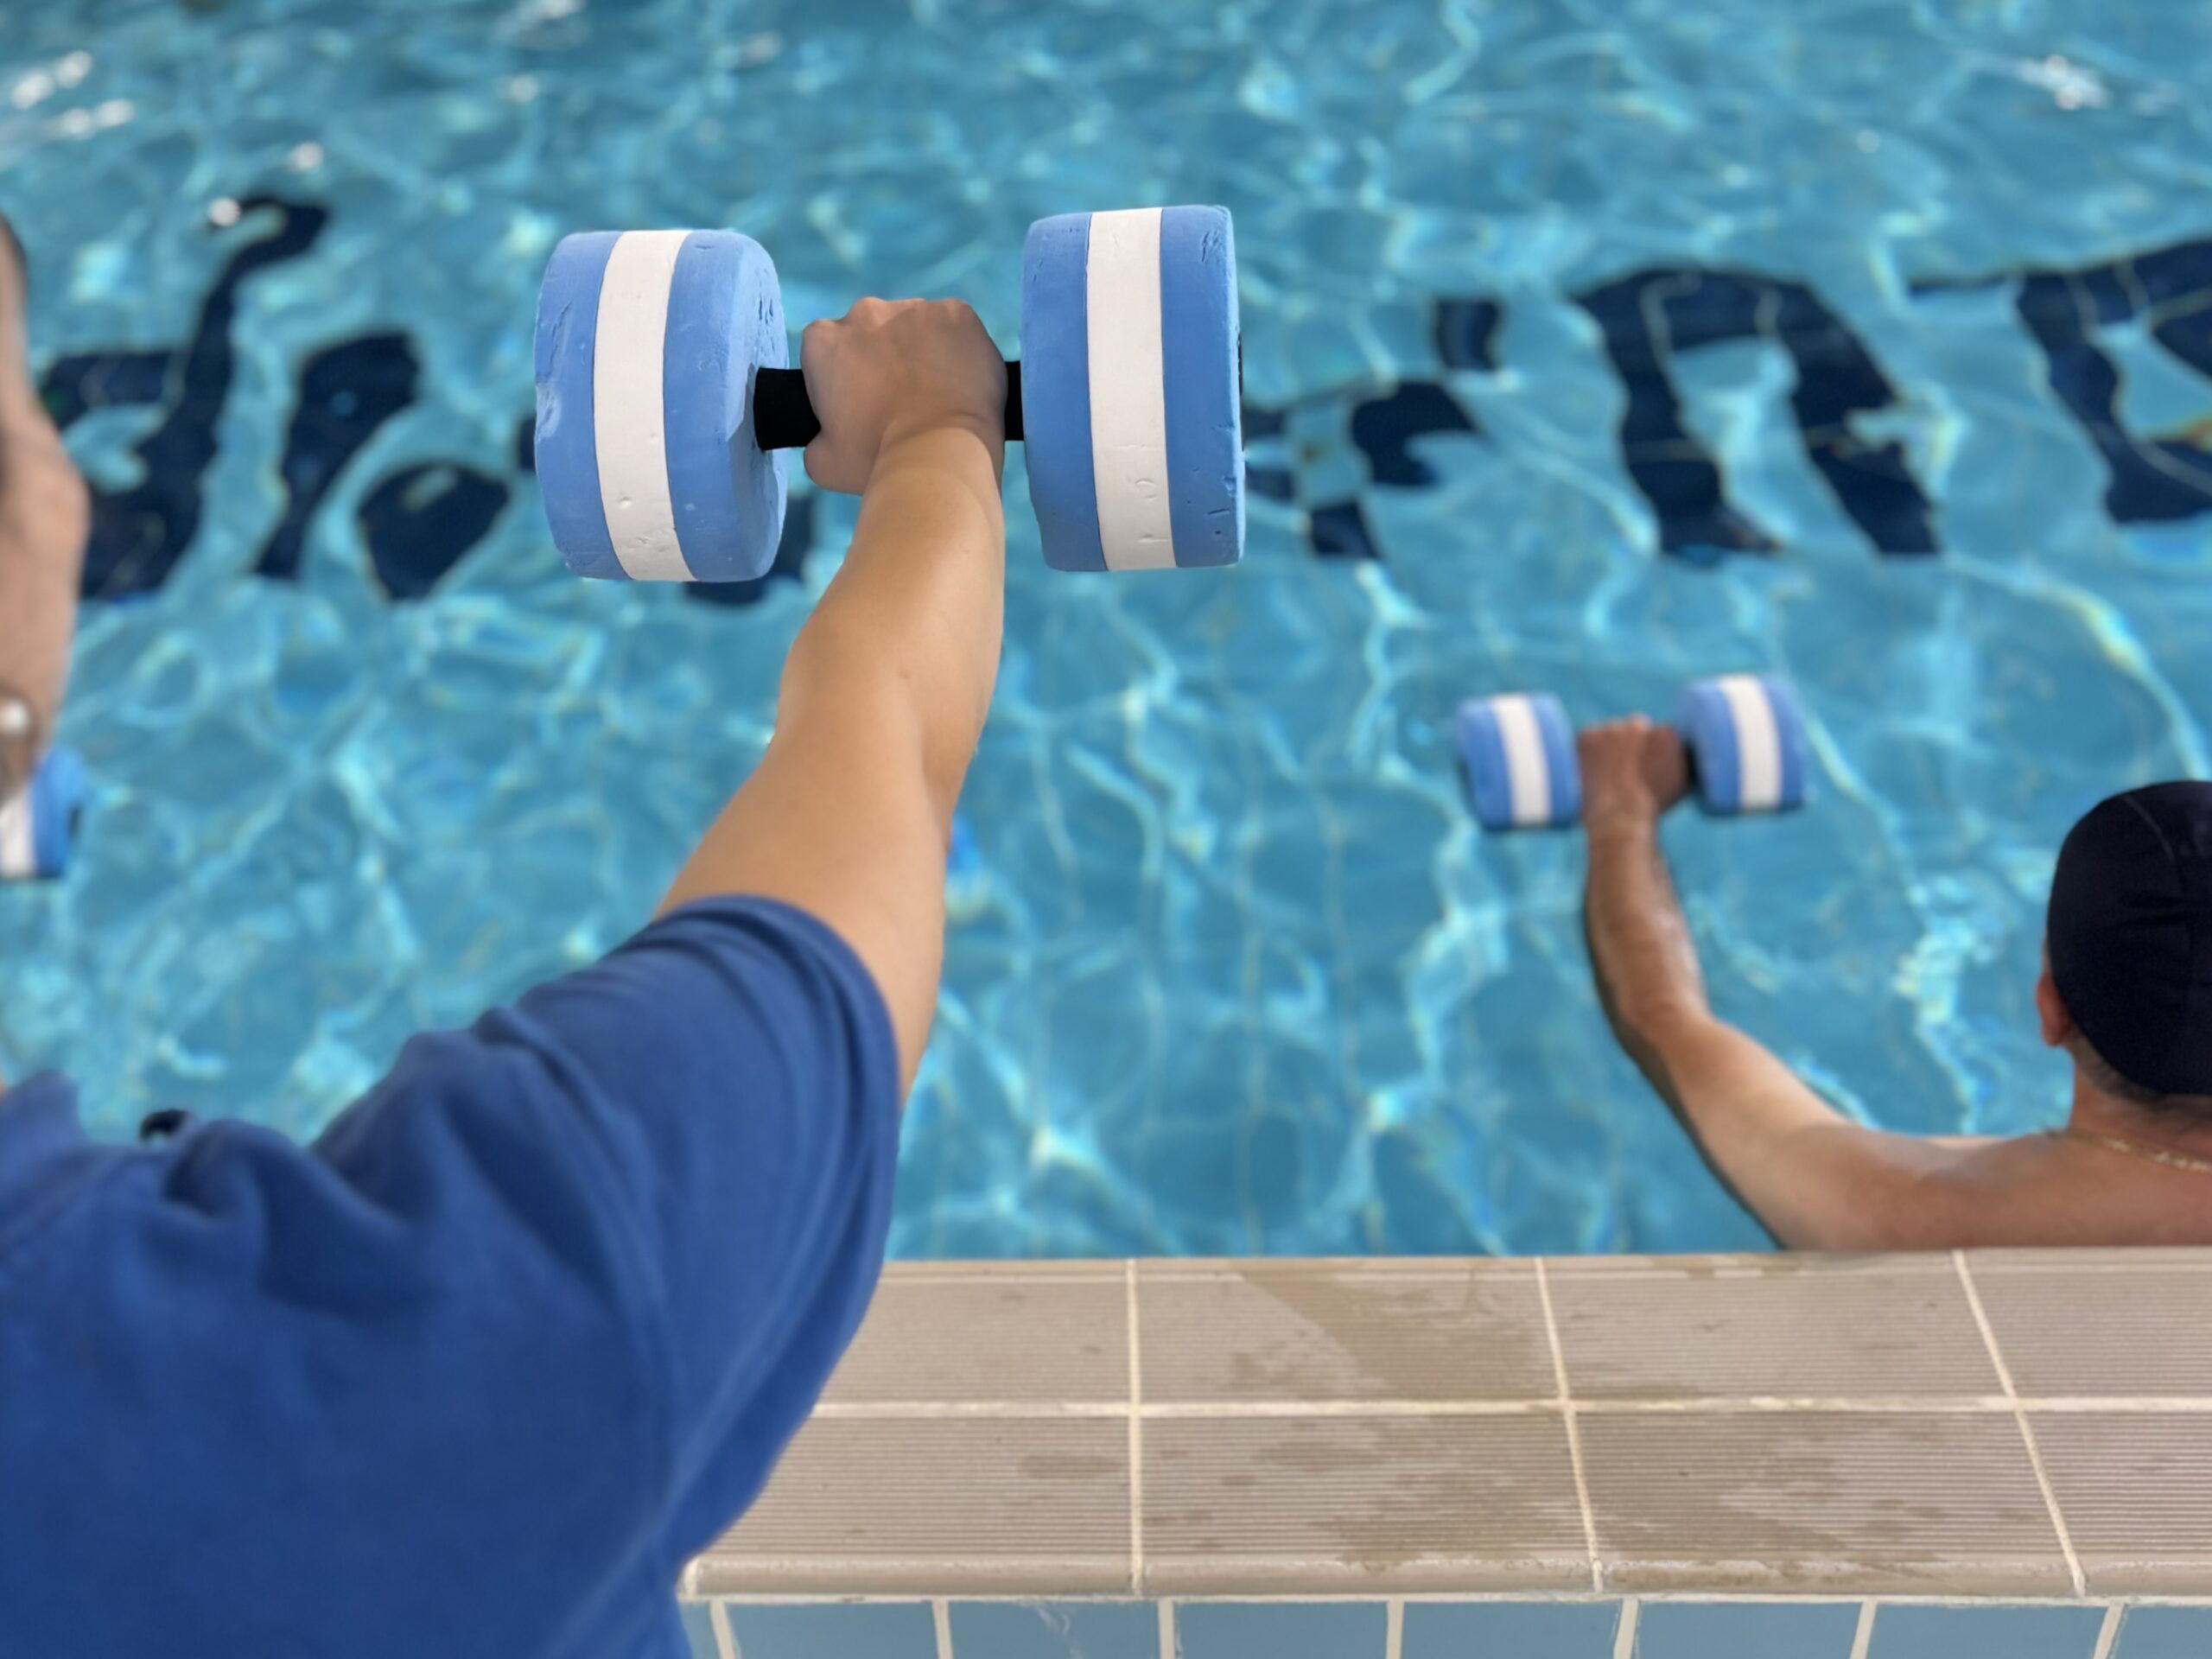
[1535,1258,1604,1594]
[804,1395,2212,1419]
[1611,1598,1639,1659]
[1847,1600,1876,1659]
[1955,1251,2088,1599]
[1128,1259,1146,1596]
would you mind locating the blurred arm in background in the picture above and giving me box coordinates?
[0,212,89,802]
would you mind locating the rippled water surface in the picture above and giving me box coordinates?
[2,0,2209,1255]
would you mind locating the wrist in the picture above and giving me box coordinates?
[1585,803,1661,841]
[874,414,1003,476]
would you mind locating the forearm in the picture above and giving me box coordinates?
[1582,811,1918,1248]
[779,426,1004,830]
[1583,815,1710,1041]
[656,426,1005,1083]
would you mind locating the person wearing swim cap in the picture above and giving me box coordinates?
[1582,717,2212,1249]
[0,210,87,809]
[0,263,1010,1656]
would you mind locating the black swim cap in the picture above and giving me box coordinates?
[2048,782,2212,1096]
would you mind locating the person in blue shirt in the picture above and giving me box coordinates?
[0,210,1013,1659]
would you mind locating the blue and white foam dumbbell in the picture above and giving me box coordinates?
[0,747,86,881]
[533,207,1243,582]
[1455,675,1808,831]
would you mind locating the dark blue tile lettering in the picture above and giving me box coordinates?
[254,333,421,582]
[359,462,511,600]
[1307,498,1381,559]
[1574,268,1936,556]
[54,196,329,598]
[1351,382,1478,487]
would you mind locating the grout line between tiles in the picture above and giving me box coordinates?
[1535,1259,1604,1594]
[702,1591,2212,1607]
[1158,1598,1176,1659]
[1955,1251,2087,1599]
[1611,1598,1639,1659]
[932,1597,952,1659]
[1128,1259,1145,1596]
[806,1394,2212,1421]
[1385,1597,1404,1659]
[711,1599,738,1659]
[1847,1600,1876,1659]
[2091,1605,2124,1659]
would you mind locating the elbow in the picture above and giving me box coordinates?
[1781,1180,1965,1255]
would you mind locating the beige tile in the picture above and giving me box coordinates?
[2034,1413,2212,1592]
[1143,1414,1590,1592]
[1967,1261,2212,1398]
[1136,1260,1554,1402]
[1581,1411,2070,1593]
[823,1263,1128,1403]
[1547,1256,1999,1400]
[696,1416,1131,1594]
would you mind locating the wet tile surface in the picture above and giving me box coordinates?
[1580,1410,2071,1593]
[1144,1413,1591,1592]
[824,1265,1128,1403]
[2032,1413,2212,1592]
[1136,1261,1554,1402]
[699,1416,1131,1595]
[1548,1257,1999,1399]
[1967,1259,2212,1398]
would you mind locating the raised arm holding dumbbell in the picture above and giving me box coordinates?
[1459,682,2212,1251]
[8,256,1087,1653]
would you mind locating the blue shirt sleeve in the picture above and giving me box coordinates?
[311,894,905,1556]
[0,896,900,1659]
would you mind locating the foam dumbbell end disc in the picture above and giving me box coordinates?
[1020,206,1243,571]
[1675,675,1808,815]
[1455,693,1581,830]
[0,747,86,881]
[535,230,788,582]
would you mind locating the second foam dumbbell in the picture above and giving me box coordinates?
[534,207,1243,581]
[1455,675,1809,831]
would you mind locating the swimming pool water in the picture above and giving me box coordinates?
[2,0,2209,1257]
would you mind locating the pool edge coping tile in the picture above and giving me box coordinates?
[691,1250,2212,1603]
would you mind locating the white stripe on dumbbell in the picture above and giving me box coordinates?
[1084,208,1177,572]
[594,230,691,582]
[1491,695,1554,828]
[1715,673,1782,810]
[0,786,32,880]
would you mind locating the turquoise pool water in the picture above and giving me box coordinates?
[2,0,2209,1256]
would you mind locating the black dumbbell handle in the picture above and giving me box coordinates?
[752,363,1026,451]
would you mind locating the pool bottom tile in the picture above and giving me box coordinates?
[951,1600,1158,1659]
[1403,1599,1622,1658]
[1866,1604,2107,1659]
[677,1601,718,1659]
[726,1601,937,1659]
[1173,1600,1389,1659]
[1634,1601,1861,1659]
[2115,1606,2212,1659]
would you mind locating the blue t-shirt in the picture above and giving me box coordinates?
[0,897,901,1658]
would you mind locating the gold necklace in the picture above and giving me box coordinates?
[2055,1128,2212,1177]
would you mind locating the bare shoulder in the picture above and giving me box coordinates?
[1921,1134,2212,1249]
